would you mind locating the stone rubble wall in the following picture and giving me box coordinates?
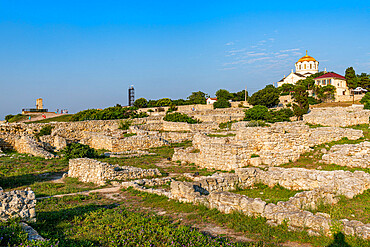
[304,106,370,127]
[236,167,370,199]
[0,188,36,223]
[174,122,363,170]
[167,168,370,238]
[322,141,370,168]
[124,169,370,239]
[68,158,162,185]
[80,131,167,152]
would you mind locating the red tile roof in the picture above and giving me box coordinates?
[207,98,217,100]
[314,72,346,80]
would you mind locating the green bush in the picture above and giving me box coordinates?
[118,120,132,130]
[248,85,280,108]
[244,105,293,123]
[163,112,200,124]
[364,102,370,110]
[213,98,231,109]
[133,98,148,108]
[71,106,147,121]
[167,104,178,113]
[61,143,99,160]
[5,114,14,122]
[244,105,269,121]
[360,92,370,104]
[35,125,54,140]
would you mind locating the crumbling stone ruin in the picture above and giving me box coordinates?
[322,141,370,168]
[304,106,370,127]
[0,188,36,222]
[173,122,363,170]
[121,167,370,239]
[68,158,162,185]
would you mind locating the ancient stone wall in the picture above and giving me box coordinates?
[174,122,363,170]
[304,106,370,127]
[68,158,162,185]
[0,188,36,222]
[322,141,370,168]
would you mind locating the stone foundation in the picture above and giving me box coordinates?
[322,141,370,168]
[68,158,162,185]
[173,122,363,170]
[304,106,370,127]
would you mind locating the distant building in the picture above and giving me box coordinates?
[206,98,217,105]
[277,51,319,87]
[22,98,48,114]
[314,72,350,96]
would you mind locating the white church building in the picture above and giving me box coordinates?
[276,51,319,87]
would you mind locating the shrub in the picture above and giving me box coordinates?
[286,103,292,107]
[71,106,146,121]
[61,143,99,160]
[5,114,14,122]
[251,154,260,158]
[244,105,269,121]
[134,98,148,108]
[118,120,132,130]
[360,92,370,104]
[213,98,231,109]
[35,125,54,140]
[156,98,172,107]
[244,105,293,123]
[167,104,178,113]
[364,102,370,110]
[163,112,200,124]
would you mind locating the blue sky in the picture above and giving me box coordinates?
[0,0,369,119]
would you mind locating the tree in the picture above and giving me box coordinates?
[317,85,336,102]
[345,67,358,89]
[357,73,370,90]
[133,98,148,108]
[360,92,370,104]
[277,83,295,95]
[248,85,280,108]
[147,100,158,107]
[292,84,309,120]
[187,91,207,104]
[215,89,232,100]
[213,98,231,108]
[156,98,172,107]
[231,90,248,101]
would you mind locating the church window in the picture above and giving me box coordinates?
[328,79,331,85]
[310,64,312,69]
[322,80,326,85]
[304,64,306,69]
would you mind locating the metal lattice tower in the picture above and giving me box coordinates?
[128,85,135,106]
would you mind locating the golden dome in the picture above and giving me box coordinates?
[297,50,317,63]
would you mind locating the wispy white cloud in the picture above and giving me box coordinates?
[225,42,234,46]
[280,48,300,53]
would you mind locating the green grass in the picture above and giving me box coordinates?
[7,114,29,123]
[28,114,73,123]
[305,123,328,128]
[232,184,302,204]
[123,133,137,137]
[312,189,370,224]
[123,188,369,247]
[0,152,102,196]
[345,124,370,140]
[30,194,261,246]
